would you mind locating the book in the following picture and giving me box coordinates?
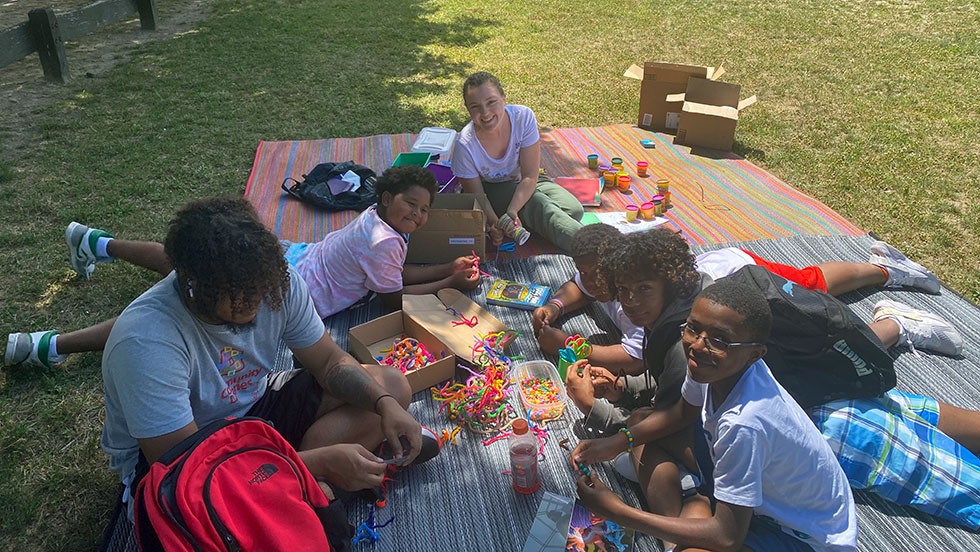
[555,177,602,207]
[566,500,634,552]
[485,278,551,310]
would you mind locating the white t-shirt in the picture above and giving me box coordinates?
[450,104,540,183]
[573,272,643,360]
[296,205,406,318]
[694,248,756,280]
[100,266,324,483]
[682,359,858,552]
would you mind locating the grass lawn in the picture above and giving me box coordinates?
[0,0,977,548]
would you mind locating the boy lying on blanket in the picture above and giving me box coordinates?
[533,223,951,436]
[575,279,859,552]
[568,227,980,529]
[5,165,480,369]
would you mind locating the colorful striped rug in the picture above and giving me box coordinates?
[244,124,863,249]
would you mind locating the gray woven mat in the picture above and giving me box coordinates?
[102,234,980,551]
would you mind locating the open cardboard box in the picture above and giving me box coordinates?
[624,61,725,132]
[402,288,513,367]
[667,77,757,151]
[405,193,486,265]
[348,311,457,393]
[349,289,513,392]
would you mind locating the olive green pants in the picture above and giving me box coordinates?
[483,177,584,252]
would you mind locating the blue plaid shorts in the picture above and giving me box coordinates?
[810,389,980,528]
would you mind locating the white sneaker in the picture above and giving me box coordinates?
[612,451,639,483]
[66,221,112,279]
[4,331,65,369]
[873,300,963,356]
[869,241,940,294]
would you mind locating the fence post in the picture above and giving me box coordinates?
[134,0,158,31]
[28,8,69,83]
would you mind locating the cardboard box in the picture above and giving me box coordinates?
[405,193,486,265]
[668,77,757,151]
[349,290,513,392]
[624,62,724,132]
[402,289,513,367]
[348,310,457,393]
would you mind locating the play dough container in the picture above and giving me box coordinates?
[515,360,567,422]
[587,154,599,169]
[640,202,655,220]
[617,174,631,192]
[625,204,639,222]
[636,161,649,177]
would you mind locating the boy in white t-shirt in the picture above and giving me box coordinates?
[575,280,858,552]
[536,223,942,437]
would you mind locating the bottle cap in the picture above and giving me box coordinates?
[513,418,529,435]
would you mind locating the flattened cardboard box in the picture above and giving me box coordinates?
[624,61,724,133]
[405,193,486,265]
[668,77,757,152]
[402,289,512,367]
[348,311,457,393]
[349,289,512,392]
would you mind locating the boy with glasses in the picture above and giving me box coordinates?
[575,280,858,551]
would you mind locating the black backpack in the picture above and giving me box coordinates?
[721,265,896,408]
[282,161,377,211]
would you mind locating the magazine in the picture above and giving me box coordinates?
[566,500,633,552]
[485,278,551,310]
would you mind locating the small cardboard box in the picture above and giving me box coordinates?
[669,77,757,151]
[348,310,457,393]
[405,193,486,265]
[402,289,512,367]
[624,61,724,132]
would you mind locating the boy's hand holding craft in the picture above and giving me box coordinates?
[589,366,625,402]
[449,266,481,290]
[571,434,628,467]
[301,443,387,491]
[535,325,570,352]
[565,360,596,412]
[576,476,624,519]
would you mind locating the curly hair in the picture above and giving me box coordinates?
[598,227,700,305]
[375,165,436,204]
[698,280,772,342]
[164,197,290,317]
[569,223,621,259]
[462,71,505,100]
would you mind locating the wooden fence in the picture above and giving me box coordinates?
[0,0,157,83]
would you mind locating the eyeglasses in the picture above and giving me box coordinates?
[679,323,763,355]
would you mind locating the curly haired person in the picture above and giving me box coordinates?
[570,227,980,529]
[94,197,432,519]
[6,166,479,369]
[539,224,947,437]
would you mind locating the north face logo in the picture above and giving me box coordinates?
[248,463,279,485]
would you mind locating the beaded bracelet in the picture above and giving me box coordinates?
[548,297,565,314]
[620,427,634,452]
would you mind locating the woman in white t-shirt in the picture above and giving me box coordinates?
[450,71,584,252]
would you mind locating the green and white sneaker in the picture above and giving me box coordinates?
[873,300,963,356]
[4,331,66,369]
[66,221,112,279]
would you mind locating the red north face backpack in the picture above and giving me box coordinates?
[134,417,352,551]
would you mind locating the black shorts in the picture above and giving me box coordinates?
[246,369,323,449]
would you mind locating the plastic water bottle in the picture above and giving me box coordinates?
[510,418,540,494]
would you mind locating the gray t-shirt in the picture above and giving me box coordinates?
[100,266,323,482]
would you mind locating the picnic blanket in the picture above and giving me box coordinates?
[102,234,980,552]
[244,124,864,250]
